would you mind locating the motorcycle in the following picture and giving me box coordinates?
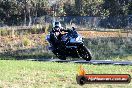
[46,28,92,61]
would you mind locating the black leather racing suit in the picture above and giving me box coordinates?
[50,27,68,47]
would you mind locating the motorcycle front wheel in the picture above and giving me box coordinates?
[78,45,92,61]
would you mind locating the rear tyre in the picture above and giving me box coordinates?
[78,45,92,61]
[52,50,66,60]
[58,55,66,60]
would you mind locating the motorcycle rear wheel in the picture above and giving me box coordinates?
[52,50,66,60]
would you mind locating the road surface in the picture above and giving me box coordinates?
[27,59,132,65]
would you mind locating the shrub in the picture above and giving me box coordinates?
[0,29,8,36]
[48,24,53,32]
[23,37,31,46]
[45,23,50,34]
[31,27,37,34]
[118,29,122,37]
[40,34,46,41]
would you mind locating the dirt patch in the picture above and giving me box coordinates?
[78,31,132,38]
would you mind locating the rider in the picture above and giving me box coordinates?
[50,21,78,48]
[51,21,67,40]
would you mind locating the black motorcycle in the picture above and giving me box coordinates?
[46,28,92,61]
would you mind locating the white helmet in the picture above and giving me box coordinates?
[53,21,62,28]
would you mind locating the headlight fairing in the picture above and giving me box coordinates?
[76,36,82,42]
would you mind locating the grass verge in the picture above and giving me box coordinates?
[0,60,132,88]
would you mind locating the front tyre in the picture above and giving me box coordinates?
[78,45,92,61]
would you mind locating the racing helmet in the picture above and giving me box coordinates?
[53,21,62,28]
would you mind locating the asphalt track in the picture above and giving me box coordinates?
[28,59,132,65]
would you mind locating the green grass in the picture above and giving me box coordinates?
[0,60,132,88]
[0,52,56,60]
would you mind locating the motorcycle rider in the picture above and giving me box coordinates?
[50,21,77,44]
[51,21,68,40]
[50,21,66,46]
[52,21,63,33]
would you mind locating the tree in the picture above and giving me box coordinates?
[102,0,130,16]
[0,0,50,25]
[64,2,78,16]
[128,2,132,15]
[82,0,104,16]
